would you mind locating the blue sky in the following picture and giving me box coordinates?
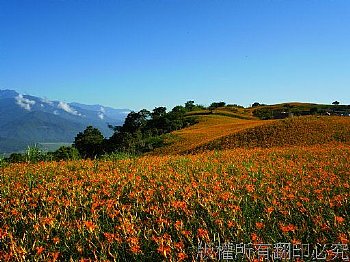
[1,0,350,110]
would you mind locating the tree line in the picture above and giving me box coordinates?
[2,101,217,163]
[74,102,201,158]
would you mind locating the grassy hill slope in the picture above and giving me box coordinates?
[151,105,350,155]
[189,116,350,153]
[151,114,269,155]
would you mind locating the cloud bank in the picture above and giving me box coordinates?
[57,101,81,116]
[98,112,104,120]
[15,94,36,111]
[41,97,53,106]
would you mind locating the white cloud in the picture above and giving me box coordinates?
[15,94,36,111]
[98,112,104,120]
[41,97,53,105]
[53,110,59,115]
[57,101,81,116]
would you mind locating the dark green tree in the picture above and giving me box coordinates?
[170,105,187,115]
[209,101,226,109]
[252,108,274,120]
[52,146,80,161]
[310,107,319,115]
[6,153,25,163]
[185,100,195,111]
[73,126,104,159]
[122,110,150,133]
[105,104,198,154]
[151,107,167,119]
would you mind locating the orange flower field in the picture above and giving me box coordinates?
[1,145,350,261]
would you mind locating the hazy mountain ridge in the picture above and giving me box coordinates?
[0,89,130,153]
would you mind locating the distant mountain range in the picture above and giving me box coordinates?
[0,89,130,154]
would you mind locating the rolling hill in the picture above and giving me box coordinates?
[189,116,350,153]
[150,113,270,155]
[151,107,350,155]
